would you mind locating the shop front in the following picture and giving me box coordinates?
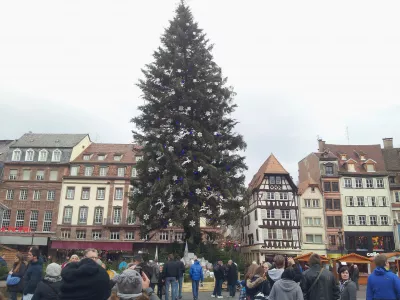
[344,232,395,257]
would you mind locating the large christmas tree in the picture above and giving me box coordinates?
[130,1,247,244]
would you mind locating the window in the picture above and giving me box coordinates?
[396,192,400,203]
[366,164,375,172]
[20,189,28,200]
[131,168,137,178]
[256,229,259,241]
[311,187,315,193]
[29,211,38,231]
[63,207,73,223]
[92,231,102,240]
[70,166,79,176]
[332,182,339,192]
[117,167,125,177]
[9,170,17,180]
[267,192,275,200]
[125,232,135,240]
[269,176,275,184]
[305,217,313,226]
[341,154,347,160]
[6,190,14,200]
[348,215,355,225]
[113,207,122,224]
[1,210,11,227]
[83,154,91,160]
[135,156,143,162]
[325,199,333,210]
[99,167,108,176]
[23,169,31,180]
[304,199,311,207]
[84,166,93,176]
[42,211,52,232]
[110,231,120,240]
[334,199,341,209]
[115,188,123,200]
[98,155,105,161]
[61,230,71,239]
[94,207,103,224]
[12,149,21,161]
[282,229,292,240]
[314,218,321,226]
[370,196,376,207]
[266,210,275,219]
[15,210,25,227]
[355,178,362,188]
[377,178,384,188]
[127,210,136,224]
[370,215,377,225]
[327,216,342,228]
[25,149,34,161]
[254,210,258,221]
[346,196,354,206]
[96,188,105,200]
[160,231,169,241]
[114,155,122,161]
[306,234,323,243]
[325,165,333,175]
[344,178,352,188]
[47,190,55,200]
[348,163,355,172]
[381,215,389,225]
[381,197,388,207]
[78,207,88,224]
[36,170,44,180]
[38,149,48,162]
[324,182,331,192]
[268,229,277,239]
[281,210,290,219]
[66,187,75,199]
[81,188,90,200]
[52,149,61,162]
[33,190,41,200]
[76,230,86,239]
[329,235,336,246]
[358,215,366,225]
[276,176,282,184]
[312,199,320,207]
[175,232,184,241]
[357,197,365,207]
[49,170,58,181]
[280,193,288,200]
[366,178,373,188]
[390,177,396,184]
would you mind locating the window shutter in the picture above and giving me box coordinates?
[388,216,392,225]
[275,209,281,219]
[289,193,293,200]
[354,198,358,207]
[344,216,348,225]
[377,216,382,225]
[367,196,371,206]
[292,229,298,240]
[346,197,349,206]
[277,229,283,240]
[290,209,296,220]
[373,178,377,188]
[261,209,267,219]
[342,179,346,187]
[378,197,382,207]
[262,229,268,240]
[366,217,371,225]
[355,216,360,225]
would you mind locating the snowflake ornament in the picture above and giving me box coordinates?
[240,206,246,213]
[143,214,149,220]
[212,159,216,164]
[148,167,154,173]
[179,106,184,111]
[189,220,196,227]
[168,146,174,152]
[198,166,204,172]
[183,200,188,208]
[193,79,197,82]
[207,89,212,93]
[198,132,202,137]
[205,111,211,116]
[193,141,197,145]
[173,175,178,181]
[195,188,201,195]
[177,69,182,72]
[207,209,212,215]
[186,107,191,111]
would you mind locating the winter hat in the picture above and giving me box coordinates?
[115,269,143,298]
[281,267,296,281]
[46,263,62,277]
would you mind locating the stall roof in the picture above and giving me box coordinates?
[336,253,371,264]
[369,252,400,262]
[294,252,329,263]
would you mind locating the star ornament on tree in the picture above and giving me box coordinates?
[189,220,196,227]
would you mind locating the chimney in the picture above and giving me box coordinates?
[383,138,393,149]
[318,139,326,152]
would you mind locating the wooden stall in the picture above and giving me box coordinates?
[294,252,329,263]
[0,244,18,269]
[369,252,400,277]
[335,253,371,285]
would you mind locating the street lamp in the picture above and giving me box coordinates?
[338,229,344,256]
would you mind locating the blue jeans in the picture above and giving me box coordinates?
[213,279,223,296]
[165,277,178,300]
[228,284,236,297]
[178,276,183,298]
[192,280,200,299]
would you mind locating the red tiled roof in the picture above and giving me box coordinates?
[298,178,320,195]
[72,143,142,163]
[249,154,289,190]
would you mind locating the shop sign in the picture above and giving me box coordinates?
[0,226,32,233]
[367,252,381,257]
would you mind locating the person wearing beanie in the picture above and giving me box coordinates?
[31,263,63,300]
[268,268,303,300]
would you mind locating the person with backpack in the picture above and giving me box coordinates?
[32,263,63,300]
[7,253,27,300]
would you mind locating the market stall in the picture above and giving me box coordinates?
[335,253,371,285]
[369,252,400,277]
[294,252,330,270]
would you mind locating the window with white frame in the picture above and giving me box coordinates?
[366,178,373,188]
[382,197,387,207]
[96,188,105,200]
[92,231,102,240]
[6,190,14,200]
[110,231,120,240]
[355,178,362,188]
[76,230,86,239]
[125,231,135,240]
[1,210,11,227]
[305,217,313,226]
[266,210,275,219]
[9,170,17,180]
[99,167,108,176]
[346,197,354,206]
[175,232,184,241]
[23,170,31,180]
[127,210,135,224]
[117,167,125,177]
[49,170,58,181]
[84,166,93,176]
[81,188,90,200]
[280,193,288,200]
[25,149,34,161]
[267,192,275,200]
[78,207,88,224]
[269,176,276,184]
[135,156,143,162]
[63,207,73,223]
[43,211,52,232]
[304,199,311,207]
[282,229,292,240]
[281,210,290,219]
[377,178,384,188]
[15,210,25,227]
[83,154,91,161]
[370,215,377,225]
[306,234,323,243]
[33,190,41,201]
[36,170,45,180]
[113,207,122,224]
[314,217,321,226]
[52,149,61,162]
[66,187,75,199]
[115,188,123,200]
[70,166,79,176]
[12,149,21,161]
[312,199,320,207]
[98,154,105,161]
[94,207,103,224]
[358,215,366,225]
[114,155,122,161]
[47,190,55,200]
[268,229,277,239]
[131,167,137,178]
[381,215,389,225]
[370,197,377,207]
[347,163,355,172]
[366,164,375,172]
[29,211,38,231]
[20,189,28,200]
[348,215,355,225]
[344,178,352,188]
[38,149,48,162]
[61,230,71,239]
[159,231,169,241]
[357,197,365,207]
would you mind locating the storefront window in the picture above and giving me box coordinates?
[356,236,368,251]
[372,236,384,251]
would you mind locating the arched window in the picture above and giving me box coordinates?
[38,149,48,162]
[12,149,21,161]
[52,149,62,162]
[25,149,34,161]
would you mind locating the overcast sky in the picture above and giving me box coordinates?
[1,0,400,184]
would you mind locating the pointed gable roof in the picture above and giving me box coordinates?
[249,154,289,190]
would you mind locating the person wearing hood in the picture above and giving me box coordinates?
[268,268,303,300]
[245,265,270,300]
[267,255,285,288]
[32,263,63,300]
[367,254,400,300]
[189,256,203,300]
[23,247,43,300]
[60,248,110,300]
[338,266,356,300]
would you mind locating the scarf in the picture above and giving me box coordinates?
[44,275,62,283]
[339,280,349,293]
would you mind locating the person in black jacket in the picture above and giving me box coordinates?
[176,256,185,300]
[24,247,43,299]
[162,254,179,300]
[32,263,63,300]
[7,253,27,300]
[212,260,225,298]
[226,260,238,298]
[245,265,270,300]
[287,257,303,283]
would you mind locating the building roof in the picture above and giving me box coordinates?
[0,140,14,162]
[11,133,89,148]
[324,144,386,173]
[72,143,141,163]
[382,148,400,172]
[248,154,289,190]
[298,178,319,195]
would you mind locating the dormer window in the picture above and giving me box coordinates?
[366,164,375,172]
[83,154,91,161]
[360,155,366,161]
[38,149,48,162]
[52,149,62,162]
[98,154,106,161]
[325,165,334,175]
[347,163,355,172]
[341,154,347,161]
[114,155,122,161]
[12,149,21,161]
[25,149,34,161]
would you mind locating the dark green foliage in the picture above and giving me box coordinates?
[130,1,247,243]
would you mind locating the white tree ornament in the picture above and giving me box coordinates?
[198,166,204,172]
[189,220,196,227]
[143,214,149,220]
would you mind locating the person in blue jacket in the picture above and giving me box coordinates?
[367,254,400,300]
[189,256,204,300]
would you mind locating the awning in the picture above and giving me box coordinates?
[0,236,48,246]
[51,241,133,251]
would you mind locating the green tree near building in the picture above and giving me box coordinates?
[130,0,247,245]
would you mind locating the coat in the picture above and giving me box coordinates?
[189,261,203,281]
[339,280,357,300]
[366,266,400,300]
[163,260,180,279]
[226,263,238,285]
[23,259,43,295]
[32,279,62,300]
[7,262,27,293]
[300,264,340,300]
[213,264,225,280]
[268,279,303,300]
[246,275,270,300]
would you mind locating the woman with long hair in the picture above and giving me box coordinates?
[7,253,27,300]
[245,266,270,300]
[338,266,357,300]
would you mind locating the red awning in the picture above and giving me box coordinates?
[51,241,133,251]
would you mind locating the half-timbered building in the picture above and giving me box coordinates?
[241,154,301,263]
